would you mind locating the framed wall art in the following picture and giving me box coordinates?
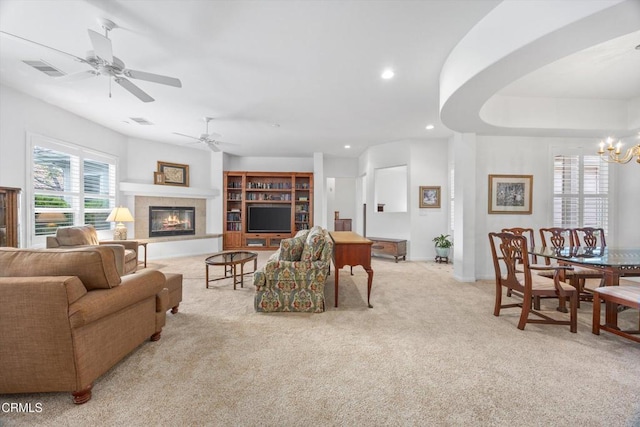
[488,174,532,214]
[157,161,189,187]
[419,186,441,208]
[153,171,165,185]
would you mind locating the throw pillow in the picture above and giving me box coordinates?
[294,229,310,239]
[278,235,305,262]
[300,226,325,261]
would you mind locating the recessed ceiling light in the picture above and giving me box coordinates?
[425,124,435,130]
[381,69,394,80]
[344,145,351,149]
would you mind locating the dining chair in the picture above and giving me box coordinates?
[572,227,606,248]
[539,227,598,308]
[488,232,577,332]
[570,227,607,297]
[501,227,540,299]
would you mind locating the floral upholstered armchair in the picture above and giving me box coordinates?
[254,226,333,313]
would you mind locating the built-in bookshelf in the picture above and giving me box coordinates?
[223,171,313,250]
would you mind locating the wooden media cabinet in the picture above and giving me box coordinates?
[223,171,313,250]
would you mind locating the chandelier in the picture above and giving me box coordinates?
[597,137,640,164]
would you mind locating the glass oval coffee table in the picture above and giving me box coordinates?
[205,251,258,290]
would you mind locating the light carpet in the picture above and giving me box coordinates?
[1,253,639,427]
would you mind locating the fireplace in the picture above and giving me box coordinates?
[149,206,195,237]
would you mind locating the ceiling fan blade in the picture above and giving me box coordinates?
[0,30,88,64]
[173,132,201,141]
[204,141,221,152]
[123,69,182,88]
[88,29,113,63]
[217,140,239,146]
[56,70,98,82]
[114,77,154,102]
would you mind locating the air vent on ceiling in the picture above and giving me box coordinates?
[129,117,154,125]
[22,60,65,77]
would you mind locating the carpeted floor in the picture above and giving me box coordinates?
[1,253,639,427]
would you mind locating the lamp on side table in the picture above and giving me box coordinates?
[106,207,134,240]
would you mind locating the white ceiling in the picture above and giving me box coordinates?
[501,30,640,100]
[1,0,638,158]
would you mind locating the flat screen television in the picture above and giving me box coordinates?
[247,205,291,233]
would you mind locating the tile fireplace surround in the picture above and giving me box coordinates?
[134,196,206,240]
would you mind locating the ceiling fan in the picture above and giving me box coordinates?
[0,18,181,102]
[173,117,228,152]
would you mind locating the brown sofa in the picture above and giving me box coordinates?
[0,246,167,404]
[46,225,139,275]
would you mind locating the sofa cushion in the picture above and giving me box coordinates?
[301,226,325,261]
[0,246,121,290]
[55,225,99,246]
[124,249,137,263]
[278,234,306,261]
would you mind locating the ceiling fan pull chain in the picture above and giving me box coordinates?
[109,77,112,98]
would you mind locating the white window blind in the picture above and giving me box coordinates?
[553,154,608,234]
[31,136,116,239]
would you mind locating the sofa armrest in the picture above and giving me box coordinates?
[156,287,169,313]
[95,244,126,276]
[69,270,166,328]
[100,240,138,253]
[0,277,85,393]
[256,260,330,292]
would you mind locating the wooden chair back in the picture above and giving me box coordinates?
[539,228,575,265]
[489,232,532,299]
[572,227,606,248]
[502,227,538,264]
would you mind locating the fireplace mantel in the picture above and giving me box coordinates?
[119,182,220,199]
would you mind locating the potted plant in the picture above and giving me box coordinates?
[432,234,453,258]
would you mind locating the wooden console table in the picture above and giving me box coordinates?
[329,231,374,308]
[368,237,407,262]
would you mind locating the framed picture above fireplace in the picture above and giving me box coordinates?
[157,161,189,187]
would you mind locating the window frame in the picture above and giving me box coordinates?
[550,145,611,237]
[27,133,119,247]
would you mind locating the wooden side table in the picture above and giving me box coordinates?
[137,241,148,268]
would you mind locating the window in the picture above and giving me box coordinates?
[553,153,608,234]
[30,135,117,244]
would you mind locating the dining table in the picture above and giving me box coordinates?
[531,246,640,329]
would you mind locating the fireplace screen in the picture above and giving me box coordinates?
[149,206,195,237]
